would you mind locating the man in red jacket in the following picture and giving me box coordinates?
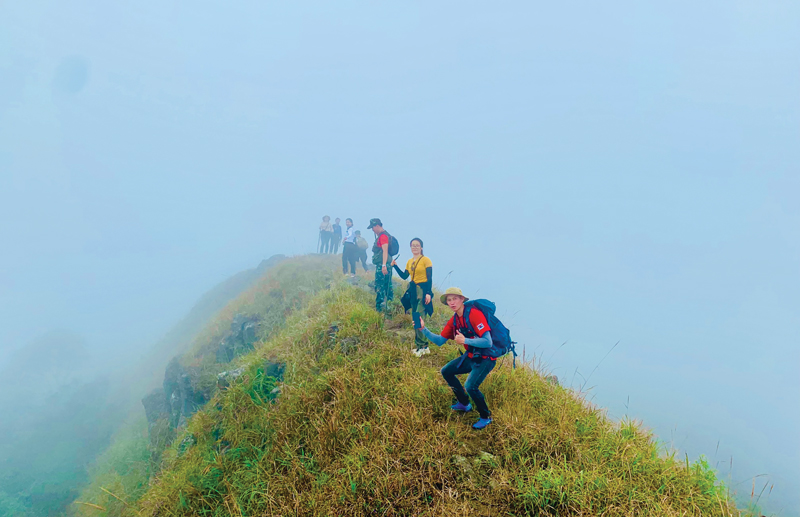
[421,287,496,430]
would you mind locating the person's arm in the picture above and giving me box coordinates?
[422,328,448,346]
[421,267,433,298]
[393,264,409,279]
[463,331,493,349]
[381,242,389,272]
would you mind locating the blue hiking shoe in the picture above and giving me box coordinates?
[451,402,472,412]
[472,417,493,430]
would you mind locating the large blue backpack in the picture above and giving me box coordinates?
[463,299,518,367]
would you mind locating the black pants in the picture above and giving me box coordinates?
[331,235,341,254]
[358,249,369,271]
[319,231,332,253]
[342,242,357,274]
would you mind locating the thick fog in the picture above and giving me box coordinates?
[1,1,798,515]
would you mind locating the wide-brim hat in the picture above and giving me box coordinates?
[440,287,469,305]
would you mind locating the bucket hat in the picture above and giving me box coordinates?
[440,287,469,305]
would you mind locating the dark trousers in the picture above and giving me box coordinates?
[409,284,428,349]
[342,242,357,274]
[331,235,341,254]
[441,355,496,419]
[358,250,369,271]
[319,231,332,253]
[374,265,393,311]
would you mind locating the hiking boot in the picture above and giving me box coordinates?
[472,417,493,430]
[451,402,472,412]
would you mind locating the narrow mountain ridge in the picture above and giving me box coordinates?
[74,255,742,517]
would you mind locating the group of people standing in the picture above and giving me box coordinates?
[318,214,502,431]
[317,215,370,274]
[364,217,500,431]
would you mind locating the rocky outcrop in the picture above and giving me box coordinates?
[143,354,286,454]
[215,314,262,363]
[141,358,208,451]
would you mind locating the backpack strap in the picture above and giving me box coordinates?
[410,256,420,280]
[462,305,473,334]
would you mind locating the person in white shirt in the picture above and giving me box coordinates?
[341,218,357,276]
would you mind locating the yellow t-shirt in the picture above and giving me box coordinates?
[405,255,432,284]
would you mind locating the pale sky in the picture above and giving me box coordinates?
[1,1,798,513]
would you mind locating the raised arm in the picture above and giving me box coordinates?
[393,263,410,280]
[422,327,448,346]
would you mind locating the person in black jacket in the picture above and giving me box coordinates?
[331,218,342,254]
[392,238,434,356]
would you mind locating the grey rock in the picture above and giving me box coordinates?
[453,455,473,474]
[474,451,497,467]
[215,314,263,363]
[178,434,196,456]
[217,367,246,389]
[262,360,285,381]
[141,388,169,427]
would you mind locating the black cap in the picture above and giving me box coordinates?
[367,218,382,229]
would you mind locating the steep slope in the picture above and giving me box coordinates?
[74,256,741,517]
[123,254,289,401]
[72,255,340,516]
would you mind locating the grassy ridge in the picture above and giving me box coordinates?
[71,255,342,517]
[105,268,740,517]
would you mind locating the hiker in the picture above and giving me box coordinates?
[354,231,370,271]
[392,238,433,357]
[318,215,333,254]
[331,218,342,254]
[368,218,396,312]
[420,288,496,430]
[342,218,357,276]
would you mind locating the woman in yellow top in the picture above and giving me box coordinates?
[392,238,434,357]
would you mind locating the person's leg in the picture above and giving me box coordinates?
[360,252,368,271]
[333,238,340,254]
[374,266,385,311]
[341,244,348,274]
[413,285,428,350]
[383,266,393,309]
[464,359,497,419]
[321,232,329,253]
[441,356,474,407]
[348,247,357,274]
[385,266,393,303]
